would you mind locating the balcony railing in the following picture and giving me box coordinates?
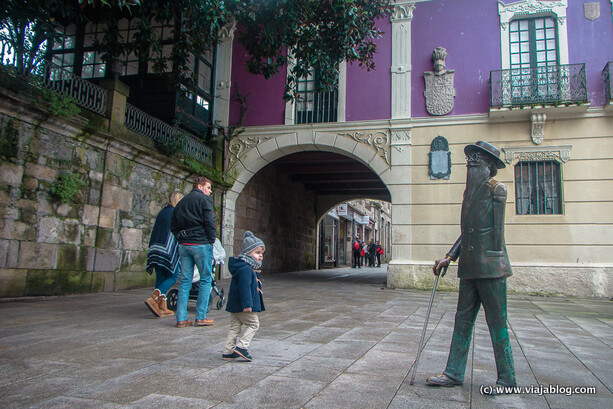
[125,103,213,166]
[295,89,338,124]
[1,42,108,115]
[491,63,588,108]
[604,62,613,103]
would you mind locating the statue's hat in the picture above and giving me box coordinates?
[464,141,506,169]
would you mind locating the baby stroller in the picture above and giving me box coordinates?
[166,239,226,313]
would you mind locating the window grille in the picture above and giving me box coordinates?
[295,69,338,124]
[514,161,562,215]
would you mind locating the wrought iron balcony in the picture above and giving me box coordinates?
[0,45,108,115]
[125,103,213,166]
[604,62,613,103]
[490,63,588,108]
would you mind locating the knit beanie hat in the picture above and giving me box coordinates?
[241,231,265,255]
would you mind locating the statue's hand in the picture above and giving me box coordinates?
[433,258,450,277]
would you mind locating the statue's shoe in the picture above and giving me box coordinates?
[426,374,463,387]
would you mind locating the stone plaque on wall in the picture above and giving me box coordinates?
[429,136,451,180]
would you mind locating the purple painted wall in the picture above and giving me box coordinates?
[229,40,287,127]
[411,0,501,117]
[345,18,392,121]
[230,0,613,126]
[567,0,613,107]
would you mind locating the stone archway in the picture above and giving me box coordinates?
[220,126,403,271]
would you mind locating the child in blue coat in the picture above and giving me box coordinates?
[222,231,265,362]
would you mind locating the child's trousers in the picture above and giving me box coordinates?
[223,311,260,354]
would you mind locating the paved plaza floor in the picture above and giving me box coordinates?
[1,265,612,408]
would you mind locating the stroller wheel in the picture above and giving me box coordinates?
[166,289,178,311]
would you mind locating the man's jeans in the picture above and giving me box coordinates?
[176,244,213,322]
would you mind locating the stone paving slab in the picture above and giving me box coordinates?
[1,265,613,408]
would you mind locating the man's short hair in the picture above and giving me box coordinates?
[192,176,212,189]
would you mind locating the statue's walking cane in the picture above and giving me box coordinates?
[409,264,447,385]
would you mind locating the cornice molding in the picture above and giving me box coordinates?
[503,145,572,164]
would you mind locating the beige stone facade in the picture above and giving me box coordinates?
[225,107,613,298]
[386,109,613,298]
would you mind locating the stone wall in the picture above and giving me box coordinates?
[0,89,222,297]
[233,163,317,274]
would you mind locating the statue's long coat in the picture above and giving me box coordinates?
[447,178,513,279]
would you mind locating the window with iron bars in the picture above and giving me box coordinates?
[295,69,338,124]
[514,160,562,215]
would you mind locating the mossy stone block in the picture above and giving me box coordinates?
[57,245,87,271]
[96,227,117,249]
[114,270,149,290]
[58,271,92,295]
[0,269,27,297]
[123,250,147,272]
[91,271,106,293]
[25,270,59,296]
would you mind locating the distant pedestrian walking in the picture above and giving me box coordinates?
[376,241,383,267]
[352,238,362,268]
[222,231,266,362]
[145,191,184,317]
[368,239,377,267]
[360,243,367,266]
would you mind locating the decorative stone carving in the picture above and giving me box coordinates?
[429,136,451,180]
[584,2,600,20]
[499,0,566,17]
[219,20,237,39]
[503,145,572,164]
[424,47,455,116]
[338,131,390,166]
[392,2,415,21]
[391,129,411,152]
[531,113,546,145]
[227,136,271,166]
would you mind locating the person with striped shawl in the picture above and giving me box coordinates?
[145,191,184,317]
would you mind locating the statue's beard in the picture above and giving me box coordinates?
[466,164,490,195]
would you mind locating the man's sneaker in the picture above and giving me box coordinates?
[222,351,240,360]
[234,346,253,362]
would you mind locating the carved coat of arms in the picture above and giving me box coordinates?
[424,47,455,116]
[584,2,600,21]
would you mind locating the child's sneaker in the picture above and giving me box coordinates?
[234,346,253,362]
[222,351,240,360]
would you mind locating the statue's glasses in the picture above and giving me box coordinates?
[465,152,484,162]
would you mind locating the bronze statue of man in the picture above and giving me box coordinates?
[427,141,516,392]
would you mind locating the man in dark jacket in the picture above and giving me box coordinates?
[426,141,516,393]
[368,239,377,267]
[171,176,217,328]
